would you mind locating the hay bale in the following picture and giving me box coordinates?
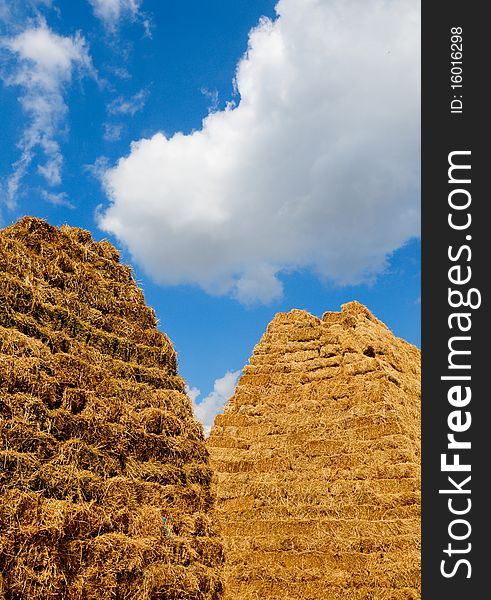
[208,302,420,599]
[0,217,223,599]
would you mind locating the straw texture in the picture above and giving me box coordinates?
[208,302,420,599]
[0,217,223,599]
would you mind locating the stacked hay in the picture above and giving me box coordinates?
[0,217,223,599]
[208,302,420,600]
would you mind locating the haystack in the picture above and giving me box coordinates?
[0,217,223,599]
[207,302,420,599]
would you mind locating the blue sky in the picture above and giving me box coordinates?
[0,0,420,432]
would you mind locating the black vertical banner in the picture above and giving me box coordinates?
[422,2,488,598]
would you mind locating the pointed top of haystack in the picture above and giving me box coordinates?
[266,301,396,339]
[326,299,377,320]
[267,307,321,329]
[0,217,223,599]
[4,215,121,260]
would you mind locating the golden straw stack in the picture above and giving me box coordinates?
[0,217,223,599]
[208,302,420,600]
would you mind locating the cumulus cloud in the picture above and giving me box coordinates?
[99,0,420,304]
[190,370,241,435]
[186,386,200,403]
[88,0,142,31]
[1,22,94,206]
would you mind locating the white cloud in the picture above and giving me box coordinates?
[200,87,219,113]
[190,370,241,436]
[107,88,146,116]
[40,189,74,208]
[86,155,110,181]
[1,22,94,206]
[112,66,131,79]
[0,0,49,24]
[0,0,10,21]
[98,0,420,304]
[103,122,124,141]
[186,385,201,403]
[88,0,142,30]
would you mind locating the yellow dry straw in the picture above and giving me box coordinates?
[0,217,224,599]
[207,303,420,600]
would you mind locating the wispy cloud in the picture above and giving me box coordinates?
[111,66,131,79]
[107,88,147,116]
[85,155,110,181]
[1,21,94,206]
[41,189,74,208]
[103,122,124,141]
[88,0,145,32]
[0,0,10,22]
[200,87,219,113]
[189,370,241,436]
[0,0,53,27]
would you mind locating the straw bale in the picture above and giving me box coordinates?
[227,580,419,600]
[208,301,420,598]
[0,217,223,598]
